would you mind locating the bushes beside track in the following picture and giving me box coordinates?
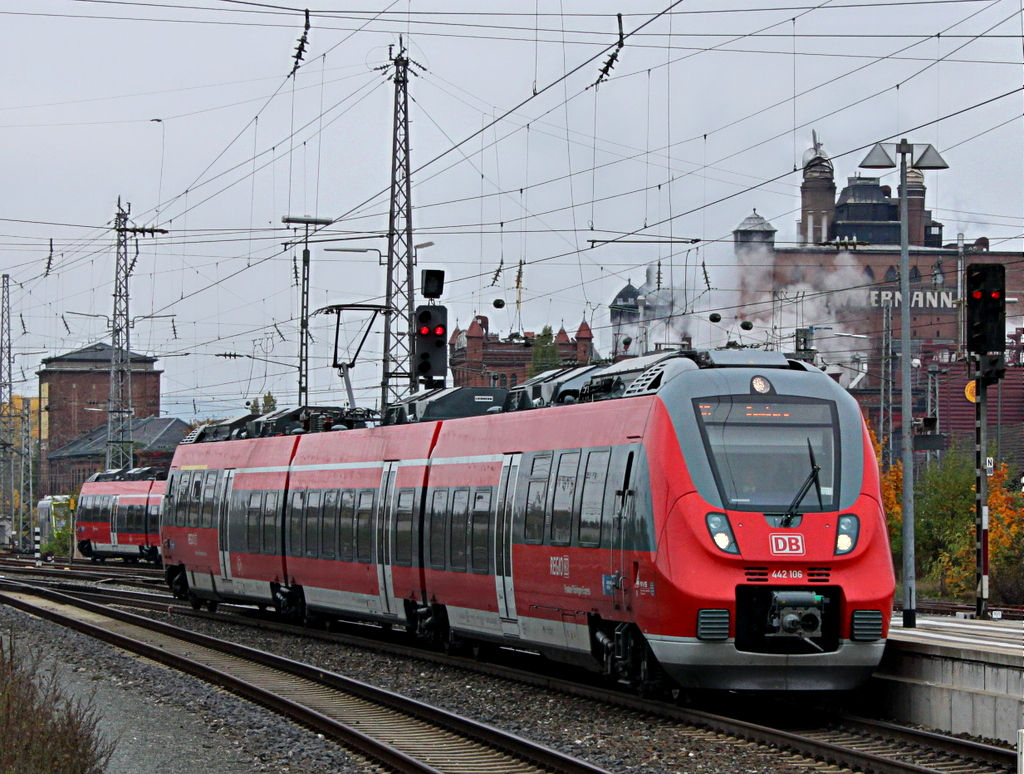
[0,627,114,773]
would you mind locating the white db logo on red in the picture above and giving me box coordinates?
[770,534,805,555]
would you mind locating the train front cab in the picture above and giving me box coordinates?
[636,361,895,691]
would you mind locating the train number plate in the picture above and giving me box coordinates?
[771,569,804,579]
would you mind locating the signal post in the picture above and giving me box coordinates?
[965,263,1006,620]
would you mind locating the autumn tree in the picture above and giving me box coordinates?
[935,460,1024,603]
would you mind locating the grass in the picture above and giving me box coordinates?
[0,627,115,774]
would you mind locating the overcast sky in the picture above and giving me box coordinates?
[2,0,1022,420]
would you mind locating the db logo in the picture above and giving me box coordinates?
[770,534,805,555]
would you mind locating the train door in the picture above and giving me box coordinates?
[216,470,236,582]
[494,453,521,637]
[111,496,123,547]
[375,462,399,618]
[613,449,636,611]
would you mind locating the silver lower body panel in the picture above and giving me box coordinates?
[647,635,886,690]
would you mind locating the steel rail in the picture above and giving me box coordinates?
[0,581,612,774]
[35,581,1018,774]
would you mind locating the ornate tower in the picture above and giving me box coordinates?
[800,131,836,245]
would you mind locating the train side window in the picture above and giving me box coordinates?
[471,488,492,574]
[101,497,113,528]
[129,504,141,533]
[188,476,203,527]
[429,489,448,570]
[394,489,415,566]
[356,490,375,563]
[201,471,218,529]
[450,488,470,572]
[305,491,322,558]
[115,503,127,533]
[550,452,580,545]
[262,492,279,555]
[321,490,339,560]
[531,454,551,478]
[247,492,262,553]
[338,490,355,562]
[524,479,548,544]
[175,473,190,526]
[288,491,305,558]
[148,502,160,534]
[579,450,610,546]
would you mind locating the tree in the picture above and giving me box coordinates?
[915,446,975,594]
[934,459,1024,603]
[261,392,277,413]
[528,326,561,378]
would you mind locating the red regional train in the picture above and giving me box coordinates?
[162,349,895,691]
[76,467,166,563]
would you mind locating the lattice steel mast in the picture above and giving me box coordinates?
[0,275,12,544]
[107,200,134,470]
[380,37,423,409]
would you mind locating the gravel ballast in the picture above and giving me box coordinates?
[0,605,373,774]
[1,590,839,773]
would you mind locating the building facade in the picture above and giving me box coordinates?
[733,136,1024,468]
[38,342,162,494]
[449,315,594,388]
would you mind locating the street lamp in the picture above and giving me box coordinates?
[283,215,334,408]
[860,139,948,629]
[325,245,385,266]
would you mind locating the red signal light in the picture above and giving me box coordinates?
[991,291,1001,299]
[972,290,983,299]
[418,325,430,335]
[434,325,445,336]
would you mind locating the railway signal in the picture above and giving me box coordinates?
[965,263,1005,355]
[964,263,1007,621]
[414,305,448,386]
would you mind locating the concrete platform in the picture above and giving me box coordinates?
[861,615,1023,744]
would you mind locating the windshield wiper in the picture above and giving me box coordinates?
[781,438,823,527]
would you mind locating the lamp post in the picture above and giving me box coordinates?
[860,139,948,629]
[283,215,334,407]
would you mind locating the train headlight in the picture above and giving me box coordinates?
[834,514,860,555]
[705,512,739,554]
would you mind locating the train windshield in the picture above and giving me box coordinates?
[694,396,839,512]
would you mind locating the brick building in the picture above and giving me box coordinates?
[449,316,594,388]
[38,342,163,494]
[733,136,1024,468]
[45,415,188,495]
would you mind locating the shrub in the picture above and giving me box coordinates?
[0,629,115,773]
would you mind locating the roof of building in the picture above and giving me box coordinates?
[41,341,156,367]
[575,319,593,339]
[734,209,777,234]
[836,176,891,206]
[611,280,639,309]
[47,416,189,460]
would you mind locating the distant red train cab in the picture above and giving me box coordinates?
[77,467,166,563]
[162,350,895,691]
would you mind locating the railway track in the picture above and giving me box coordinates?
[903,599,1024,622]
[0,580,612,774]
[0,557,165,588]
[9,580,1017,774]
